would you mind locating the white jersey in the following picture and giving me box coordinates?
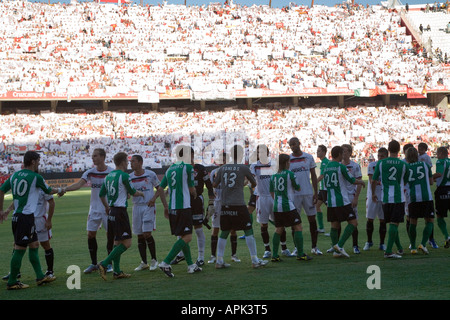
[418,153,433,168]
[289,152,316,195]
[35,189,53,218]
[129,169,160,205]
[342,160,362,196]
[367,161,382,200]
[250,160,275,197]
[81,166,114,215]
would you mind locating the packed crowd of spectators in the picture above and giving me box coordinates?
[0,103,447,174]
[0,1,448,175]
[0,1,448,97]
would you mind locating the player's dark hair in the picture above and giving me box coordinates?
[342,144,353,154]
[94,148,106,159]
[403,143,413,153]
[23,151,40,167]
[278,154,290,172]
[132,154,143,163]
[378,147,388,157]
[331,146,343,159]
[289,137,300,145]
[405,147,418,163]
[114,152,128,166]
[318,145,327,153]
[418,142,428,151]
[437,146,448,156]
[388,140,401,154]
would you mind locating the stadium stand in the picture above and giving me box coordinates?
[0,103,448,174]
[0,1,448,176]
[0,1,448,98]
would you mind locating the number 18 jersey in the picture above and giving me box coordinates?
[270,169,300,212]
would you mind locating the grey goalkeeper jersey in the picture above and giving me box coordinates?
[214,164,256,206]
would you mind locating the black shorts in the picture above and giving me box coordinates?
[12,213,38,247]
[382,203,405,223]
[274,210,302,228]
[327,204,356,222]
[108,207,132,241]
[169,208,193,236]
[220,205,252,231]
[408,201,435,219]
[247,194,257,207]
[435,186,450,217]
[318,190,328,205]
[191,195,204,225]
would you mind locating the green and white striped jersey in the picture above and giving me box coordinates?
[372,157,408,204]
[270,169,300,213]
[160,161,194,210]
[435,158,450,187]
[322,161,356,207]
[99,170,137,208]
[0,169,53,215]
[406,161,433,202]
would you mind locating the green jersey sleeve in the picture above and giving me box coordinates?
[122,172,137,195]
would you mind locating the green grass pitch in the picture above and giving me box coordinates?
[0,183,449,301]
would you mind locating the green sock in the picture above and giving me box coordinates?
[244,228,254,237]
[437,217,449,239]
[294,231,304,256]
[421,222,434,246]
[386,224,398,254]
[337,224,355,248]
[181,242,193,265]
[29,247,45,280]
[102,243,127,268]
[330,228,339,246]
[408,224,417,249]
[395,229,403,251]
[317,211,324,230]
[164,238,187,265]
[110,245,123,273]
[272,232,280,258]
[8,249,26,286]
[113,254,121,273]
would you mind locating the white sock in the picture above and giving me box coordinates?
[217,237,227,264]
[196,227,205,261]
[245,234,258,261]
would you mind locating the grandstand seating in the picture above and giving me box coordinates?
[0,1,448,96]
[0,2,448,175]
[0,104,447,174]
[405,10,450,59]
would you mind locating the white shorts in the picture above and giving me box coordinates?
[132,205,156,234]
[86,211,109,232]
[35,215,52,242]
[256,195,274,224]
[211,200,221,229]
[292,194,317,217]
[366,199,384,220]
